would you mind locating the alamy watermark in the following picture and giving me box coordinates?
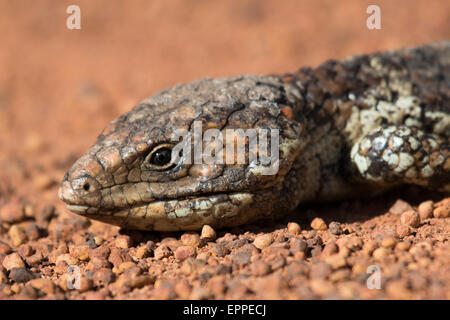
[366,5,381,30]
[169,121,280,175]
[366,265,381,289]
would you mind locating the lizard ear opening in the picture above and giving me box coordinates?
[144,143,176,171]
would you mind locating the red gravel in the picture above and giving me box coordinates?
[0,1,449,300]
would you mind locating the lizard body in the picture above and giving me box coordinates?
[59,41,450,231]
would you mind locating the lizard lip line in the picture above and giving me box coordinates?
[62,191,238,216]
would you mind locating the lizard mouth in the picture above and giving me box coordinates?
[63,192,256,231]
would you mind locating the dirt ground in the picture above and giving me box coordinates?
[0,0,449,299]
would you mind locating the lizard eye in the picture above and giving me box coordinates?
[144,144,175,170]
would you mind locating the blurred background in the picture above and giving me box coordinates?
[0,0,449,205]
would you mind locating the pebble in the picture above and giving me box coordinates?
[108,247,132,266]
[251,260,271,276]
[373,247,390,260]
[93,268,115,287]
[389,199,412,215]
[253,234,274,250]
[0,202,25,223]
[200,225,217,240]
[289,238,307,254]
[115,235,133,249]
[181,233,202,247]
[28,278,57,295]
[433,206,449,218]
[311,217,327,230]
[70,245,90,261]
[328,221,343,235]
[9,267,34,283]
[417,200,433,220]
[214,243,230,257]
[232,250,252,266]
[381,236,397,248]
[2,253,26,270]
[287,222,301,234]
[0,270,7,284]
[362,240,378,256]
[174,246,196,261]
[0,241,11,255]
[324,254,347,270]
[25,224,41,240]
[8,225,28,247]
[396,241,411,252]
[396,224,412,238]
[135,246,152,259]
[400,210,420,228]
[321,242,339,258]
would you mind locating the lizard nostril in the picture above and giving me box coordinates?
[83,183,90,192]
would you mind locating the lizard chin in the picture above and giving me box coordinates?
[63,192,265,231]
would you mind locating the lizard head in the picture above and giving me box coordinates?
[59,75,304,231]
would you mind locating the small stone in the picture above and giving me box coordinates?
[253,234,274,250]
[386,280,411,299]
[174,246,196,261]
[287,222,301,234]
[310,262,332,279]
[2,253,26,270]
[25,224,41,241]
[28,278,57,295]
[214,243,230,257]
[116,261,137,274]
[200,225,217,240]
[0,270,7,284]
[181,233,202,247]
[108,248,132,267]
[381,236,397,248]
[135,246,151,259]
[152,245,171,260]
[26,253,44,266]
[115,235,133,249]
[311,217,327,231]
[190,287,212,300]
[86,257,111,270]
[400,210,420,228]
[289,238,307,254]
[93,268,115,287]
[36,205,55,222]
[433,206,449,218]
[181,258,205,275]
[395,241,411,251]
[9,267,34,283]
[174,280,191,298]
[328,221,343,235]
[8,225,28,247]
[418,200,433,220]
[251,260,271,276]
[94,236,104,246]
[373,247,390,260]
[389,199,412,215]
[232,250,252,266]
[0,202,25,223]
[0,241,11,255]
[362,241,378,256]
[324,254,347,269]
[55,253,78,266]
[396,224,412,238]
[79,277,94,292]
[321,242,339,258]
[70,245,90,261]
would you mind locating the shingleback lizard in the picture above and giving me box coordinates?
[59,41,450,231]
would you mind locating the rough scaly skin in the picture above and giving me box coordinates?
[59,41,450,231]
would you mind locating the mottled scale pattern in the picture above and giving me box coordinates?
[59,41,450,231]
